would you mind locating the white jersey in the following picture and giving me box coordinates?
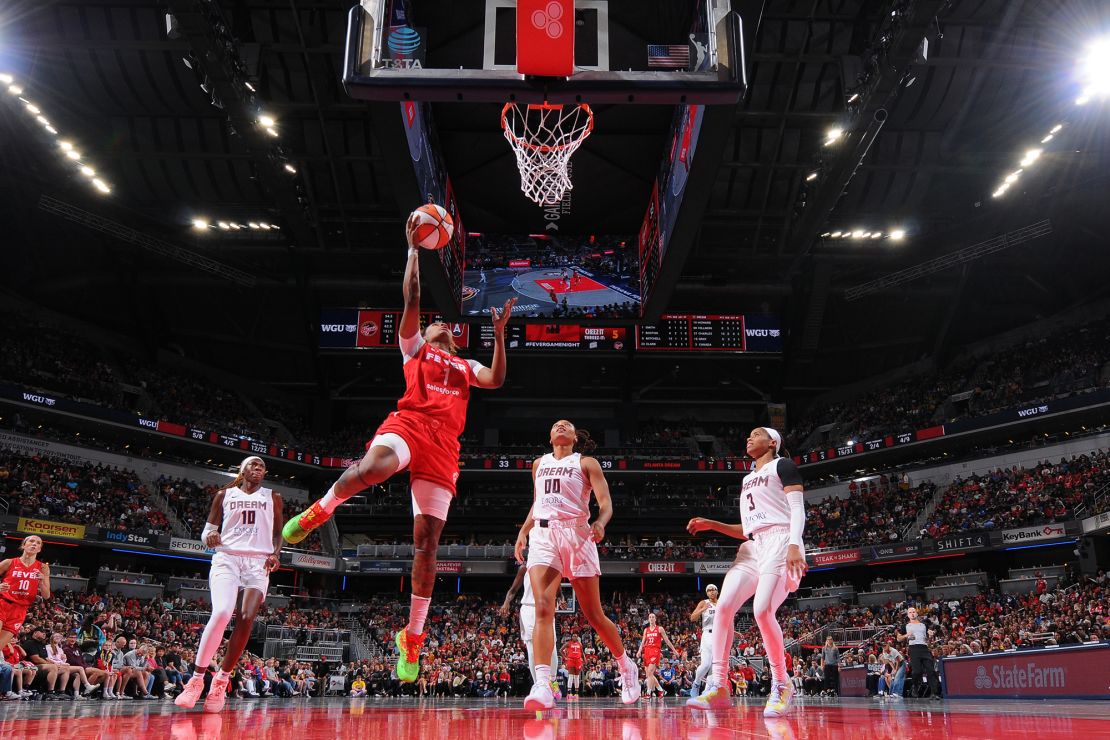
[700,602,717,645]
[532,452,592,521]
[217,486,275,557]
[739,458,803,537]
[521,570,534,607]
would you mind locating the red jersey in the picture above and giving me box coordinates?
[566,641,583,662]
[643,625,662,653]
[1,558,43,607]
[397,335,484,439]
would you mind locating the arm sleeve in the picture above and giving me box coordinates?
[776,459,804,487]
[400,333,425,363]
[465,359,487,386]
[786,490,806,547]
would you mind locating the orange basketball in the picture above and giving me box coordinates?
[411,203,454,250]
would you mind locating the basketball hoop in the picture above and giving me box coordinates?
[501,102,594,206]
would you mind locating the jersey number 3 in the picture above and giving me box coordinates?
[746,491,755,511]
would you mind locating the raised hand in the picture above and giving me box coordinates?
[491,297,517,334]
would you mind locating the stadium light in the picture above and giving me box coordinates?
[65,149,81,160]
[217,221,230,230]
[80,166,95,178]
[44,126,56,134]
[1041,134,1054,143]
[871,232,883,239]
[0,74,12,84]
[259,223,271,230]
[245,81,256,92]
[92,178,110,194]
[192,219,209,230]
[1079,37,1110,98]
[24,103,39,114]
[890,229,906,240]
[1019,149,1042,167]
[806,171,818,181]
[830,231,842,238]
[851,230,864,239]
[259,114,275,127]
[1004,170,1022,183]
[824,127,844,146]
[1050,124,1063,134]
[8,85,22,95]
[265,127,278,137]
[284,164,297,174]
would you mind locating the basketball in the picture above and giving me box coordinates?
[411,204,454,250]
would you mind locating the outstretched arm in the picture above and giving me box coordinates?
[399,214,422,341]
[500,566,527,615]
[687,518,746,540]
[475,298,517,389]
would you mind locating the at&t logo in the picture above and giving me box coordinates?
[531,1,566,39]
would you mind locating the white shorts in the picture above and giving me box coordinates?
[371,436,453,520]
[526,519,601,580]
[731,525,804,592]
[211,552,269,597]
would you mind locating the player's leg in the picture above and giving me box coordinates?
[524,565,562,710]
[395,480,452,682]
[692,642,713,696]
[0,627,15,652]
[569,576,640,704]
[754,572,794,717]
[284,435,406,543]
[521,606,537,682]
[688,563,757,709]
[177,557,239,709]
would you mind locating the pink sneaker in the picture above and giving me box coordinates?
[174,674,206,710]
[204,673,230,713]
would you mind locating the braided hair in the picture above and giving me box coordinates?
[573,429,597,455]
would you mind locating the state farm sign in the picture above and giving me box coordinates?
[943,644,1110,699]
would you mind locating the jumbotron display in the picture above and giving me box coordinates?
[636,314,783,353]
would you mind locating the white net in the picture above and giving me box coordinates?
[501,103,594,206]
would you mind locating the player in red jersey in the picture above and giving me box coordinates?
[563,635,584,698]
[637,612,679,699]
[283,213,515,684]
[0,535,51,651]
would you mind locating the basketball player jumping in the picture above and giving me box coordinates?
[175,456,282,712]
[514,420,641,710]
[689,584,719,697]
[284,213,516,683]
[0,535,51,652]
[637,612,680,698]
[686,427,807,718]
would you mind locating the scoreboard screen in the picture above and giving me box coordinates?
[319,309,469,349]
[636,314,781,352]
[476,324,628,351]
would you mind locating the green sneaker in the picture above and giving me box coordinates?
[395,629,425,683]
[282,501,330,544]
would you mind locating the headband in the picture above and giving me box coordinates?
[762,427,782,457]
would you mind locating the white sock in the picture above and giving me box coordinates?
[319,485,342,515]
[408,594,431,634]
[535,664,552,687]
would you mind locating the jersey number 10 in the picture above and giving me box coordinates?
[240,511,256,525]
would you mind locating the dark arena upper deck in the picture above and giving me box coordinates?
[0,1,1108,738]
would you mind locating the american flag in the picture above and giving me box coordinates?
[647,44,690,69]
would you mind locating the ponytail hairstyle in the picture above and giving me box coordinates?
[573,429,597,455]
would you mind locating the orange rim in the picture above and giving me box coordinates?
[501,103,594,153]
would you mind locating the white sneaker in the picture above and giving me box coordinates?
[175,674,206,709]
[204,673,231,713]
[5,691,19,699]
[83,683,99,696]
[764,682,796,717]
[523,682,556,712]
[686,683,732,710]
[620,662,640,705]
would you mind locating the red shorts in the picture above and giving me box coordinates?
[644,651,661,667]
[565,661,583,673]
[372,411,461,494]
[0,599,29,636]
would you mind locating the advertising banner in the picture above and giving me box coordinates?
[999,524,1070,546]
[692,561,734,574]
[98,529,158,547]
[169,537,215,556]
[809,549,861,567]
[941,644,1110,699]
[356,561,409,574]
[639,562,686,574]
[870,542,921,561]
[933,534,989,553]
[289,552,337,571]
[17,517,85,540]
[435,560,464,574]
[1082,510,1110,534]
[838,665,869,697]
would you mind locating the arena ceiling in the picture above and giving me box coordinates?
[1,0,1109,405]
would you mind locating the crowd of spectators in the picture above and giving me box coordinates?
[787,314,1110,454]
[1,450,168,534]
[921,449,1110,538]
[805,477,935,550]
